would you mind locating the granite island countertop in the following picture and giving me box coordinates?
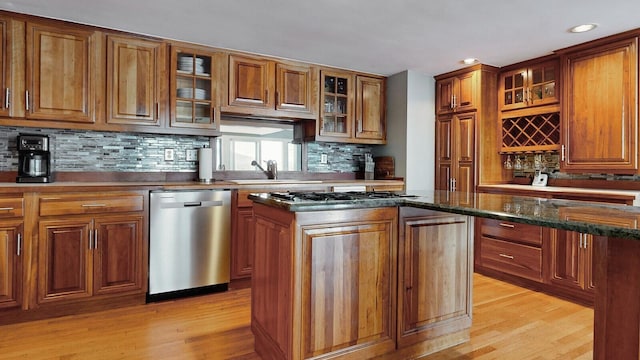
[249,190,640,240]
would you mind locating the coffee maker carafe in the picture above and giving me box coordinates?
[17,134,53,183]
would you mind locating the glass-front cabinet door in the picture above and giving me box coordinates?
[319,70,353,138]
[170,46,220,134]
[500,59,558,111]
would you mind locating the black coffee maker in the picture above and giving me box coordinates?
[16,134,53,183]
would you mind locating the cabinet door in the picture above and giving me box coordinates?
[398,209,471,348]
[170,46,219,133]
[500,68,527,111]
[318,70,354,139]
[0,221,23,310]
[107,35,166,126]
[231,206,254,280]
[355,75,385,142]
[38,219,92,303]
[436,77,455,114]
[26,22,96,122]
[300,218,396,358]
[550,229,584,291]
[228,54,273,109]
[455,71,476,112]
[454,112,476,202]
[563,37,638,172]
[0,17,18,118]
[528,60,558,107]
[93,215,144,295]
[275,62,313,114]
[435,117,452,191]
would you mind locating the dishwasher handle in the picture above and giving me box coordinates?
[159,200,225,209]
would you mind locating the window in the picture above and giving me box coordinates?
[217,119,302,171]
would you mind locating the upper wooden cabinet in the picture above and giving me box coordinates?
[436,71,476,114]
[499,59,559,112]
[169,45,221,135]
[25,21,98,123]
[561,36,638,173]
[0,16,20,118]
[106,35,167,127]
[355,75,385,142]
[316,70,386,144]
[225,54,318,119]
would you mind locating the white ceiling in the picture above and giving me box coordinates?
[1,0,639,76]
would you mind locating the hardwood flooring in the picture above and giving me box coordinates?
[0,274,593,359]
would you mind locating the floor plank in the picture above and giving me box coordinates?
[0,274,592,359]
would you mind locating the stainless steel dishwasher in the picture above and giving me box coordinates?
[148,190,231,300]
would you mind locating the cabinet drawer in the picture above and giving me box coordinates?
[0,197,24,218]
[39,192,144,216]
[480,237,542,282]
[480,218,542,246]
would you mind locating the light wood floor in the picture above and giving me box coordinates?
[0,274,593,360]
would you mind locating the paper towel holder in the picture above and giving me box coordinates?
[198,145,214,183]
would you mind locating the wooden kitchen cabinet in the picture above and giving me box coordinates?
[225,53,317,119]
[435,112,475,205]
[561,36,638,173]
[499,59,559,112]
[37,191,146,305]
[475,218,544,283]
[230,190,257,280]
[0,196,24,311]
[251,205,397,359]
[169,44,221,135]
[436,71,476,114]
[316,71,386,144]
[397,207,472,352]
[0,16,21,118]
[106,35,167,127]
[25,20,98,123]
[435,64,501,187]
[355,75,385,142]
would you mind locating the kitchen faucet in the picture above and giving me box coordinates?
[251,160,278,179]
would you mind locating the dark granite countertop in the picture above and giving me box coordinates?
[248,190,640,240]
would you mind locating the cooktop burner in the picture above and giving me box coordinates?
[268,191,415,202]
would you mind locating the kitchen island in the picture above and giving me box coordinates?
[249,190,640,360]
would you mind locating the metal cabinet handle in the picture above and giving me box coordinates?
[16,233,21,256]
[88,229,93,249]
[82,204,107,207]
[499,223,515,228]
[4,88,9,109]
[94,229,98,250]
[561,144,566,162]
[452,94,457,109]
[499,253,515,259]
[156,103,159,120]
[0,207,15,211]
[25,90,29,111]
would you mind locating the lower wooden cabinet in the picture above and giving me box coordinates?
[397,207,472,352]
[549,229,595,300]
[36,192,146,305]
[0,220,24,310]
[252,205,397,359]
[230,191,255,280]
[476,218,544,282]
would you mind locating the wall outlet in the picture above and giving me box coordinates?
[186,149,197,161]
[164,148,175,161]
[320,153,328,164]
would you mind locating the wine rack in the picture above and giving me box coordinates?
[501,112,560,153]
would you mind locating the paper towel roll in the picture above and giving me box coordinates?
[198,147,213,182]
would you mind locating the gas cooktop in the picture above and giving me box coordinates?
[268,191,415,202]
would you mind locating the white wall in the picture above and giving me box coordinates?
[374,70,435,191]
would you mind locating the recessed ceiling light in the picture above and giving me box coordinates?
[462,58,478,65]
[569,23,598,33]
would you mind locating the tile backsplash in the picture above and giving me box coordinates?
[0,126,373,173]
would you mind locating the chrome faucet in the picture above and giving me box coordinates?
[251,160,278,179]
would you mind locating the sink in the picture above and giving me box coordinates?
[229,179,323,185]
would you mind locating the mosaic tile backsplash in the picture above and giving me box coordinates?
[0,126,373,173]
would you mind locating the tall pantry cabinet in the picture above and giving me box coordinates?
[434,65,499,201]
